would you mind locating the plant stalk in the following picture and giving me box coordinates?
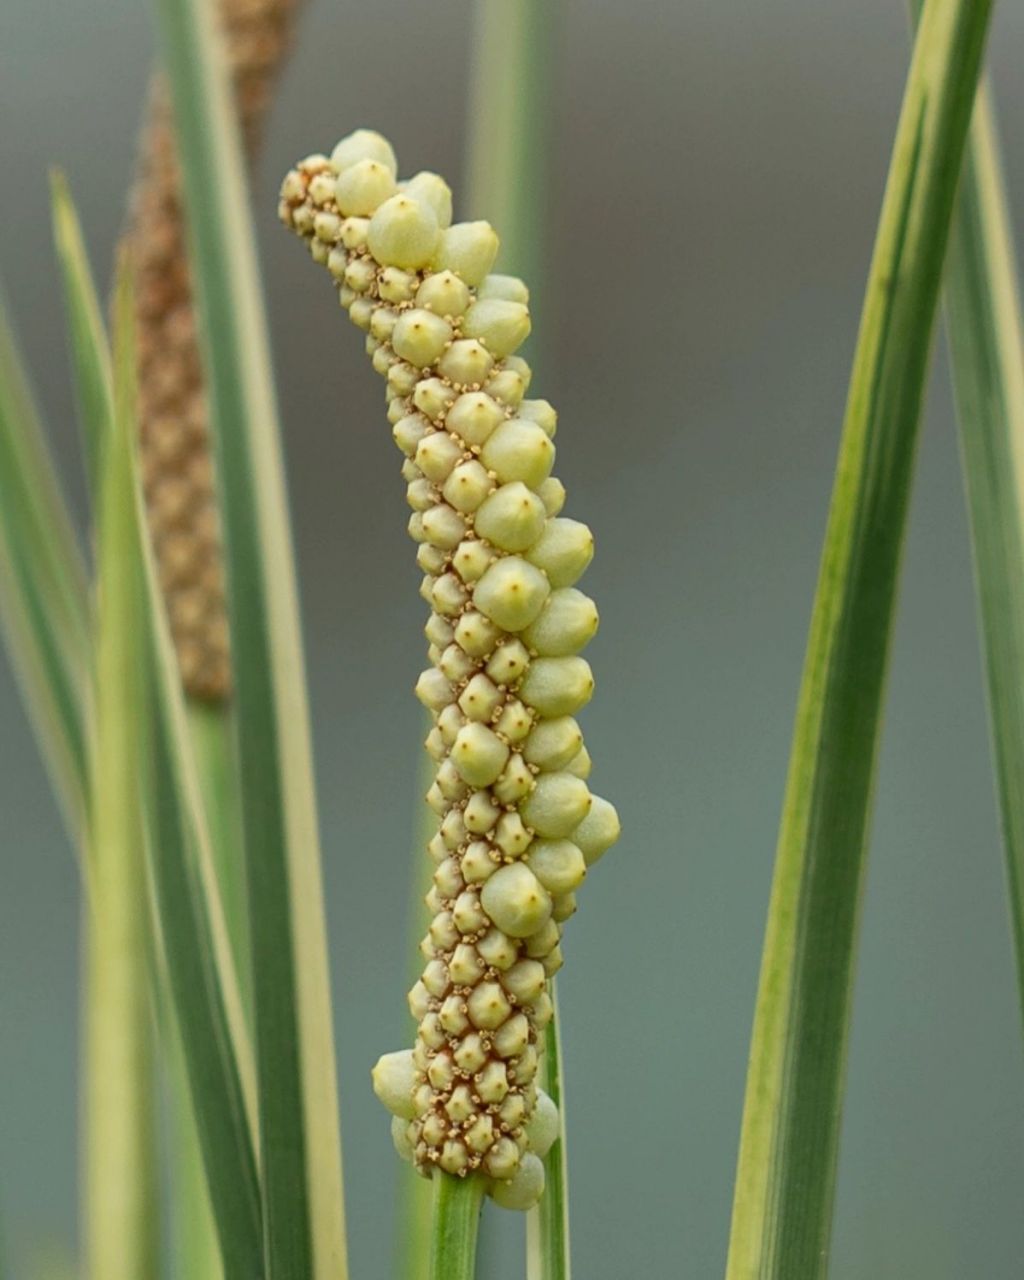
[429,1176,485,1280]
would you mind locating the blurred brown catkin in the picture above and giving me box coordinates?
[127,0,302,701]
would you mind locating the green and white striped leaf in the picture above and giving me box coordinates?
[150,0,348,1274]
[725,1,994,1275]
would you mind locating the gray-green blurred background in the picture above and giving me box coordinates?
[3,2,1024,1276]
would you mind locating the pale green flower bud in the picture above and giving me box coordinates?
[429,910,460,949]
[526,840,587,895]
[481,420,555,489]
[520,772,591,838]
[335,158,397,216]
[402,170,453,228]
[416,538,447,574]
[493,1012,531,1058]
[372,1049,417,1118]
[421,503,466,549]
[343,256,376,293]
[476,1061,511,1105]
[424,612,454,646]
[379,265,418,302]
[481,863,552,938]
[455,610,501,656]
[522,588,599,655]
[392,1115,415,1162]
[532,992,555,1027]
[462,299,531,359]
[430,573,468,616]
[368,194,440,270]
[453,540,494,583]
[331,128,398,177]
[415,667,453,711]
[437,339,494,387]
[485,639,531,685]
[392,309,454,368]
[446,392,505,445]
[369,305,399,341]
[478,274,529,304]
[314,211,342,243]
[434,855,463,894]
[451,722,510,787]
[340,216,370,250]
[422,958,451,997]
[452,890,487,935]
[525,1092,559,1159]
[485,367,527,408]
[438,997,468,1036]
[463,789,501,835]
[525,920,560,962]
[461,840,497,883]
[392,413,430,456]
[473,557,550,632]
[526,518,594,587]
[475,482,546,552]
[519,399,557,438]
[500,959,546,1005]
[494,811,531,857]
[542,945,564,977]
[484,1135,519,1179]
[440,1138,470,1175]
[522,717,583,771]
[449,940,484,985]
[494,699,533,742]
[492,753,534,805]
[490,1152,545,1210]
[477,926,518,970]
[413,377,457,420]
[348,297,373,330]
[434,760,467,802]
[407,477,438,511]
[436,220,500,285]
[565,745,592,779]
[458,673,503,721]
[443,459,492,513]
[573,794,621,866]
[437,705,465,744]
[416,269,471,319]
[454,1034,488,1074]
[467,980,512,1030]
[519,656,595,716]
[552,896,576,926]
[420,1012,446,1048]
[408,981,431,1020]
[464,1114,497,1154]
[415,431,463,482]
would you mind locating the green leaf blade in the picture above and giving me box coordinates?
[109,267,265,1280]
[149,0,349,1274]
[941,83,1024,1029]
[0,288,90,833]
[725,2,995,1276]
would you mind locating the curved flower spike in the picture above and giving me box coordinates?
[279,129,620,1208]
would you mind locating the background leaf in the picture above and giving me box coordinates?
[725,1,994,1275]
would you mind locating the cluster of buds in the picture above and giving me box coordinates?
[279,130,620,1210]
[128,0,303,700]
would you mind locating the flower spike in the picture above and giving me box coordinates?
[280,129,620,1209]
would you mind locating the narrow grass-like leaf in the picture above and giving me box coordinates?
[430,1176,485,1280]
[109,266,264,1280]
[0,287,89,832]
[725,2,994,1276]
[938,83,1024,1027]
[51,172,114,504]
[85,285,159,1278]
[150,0,349,1274]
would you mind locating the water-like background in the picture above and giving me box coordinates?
[2,2,1024,1275]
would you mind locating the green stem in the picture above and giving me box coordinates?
[429,1176,485,1280]
[396,753,437,1280]
[528,986,569,1280]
